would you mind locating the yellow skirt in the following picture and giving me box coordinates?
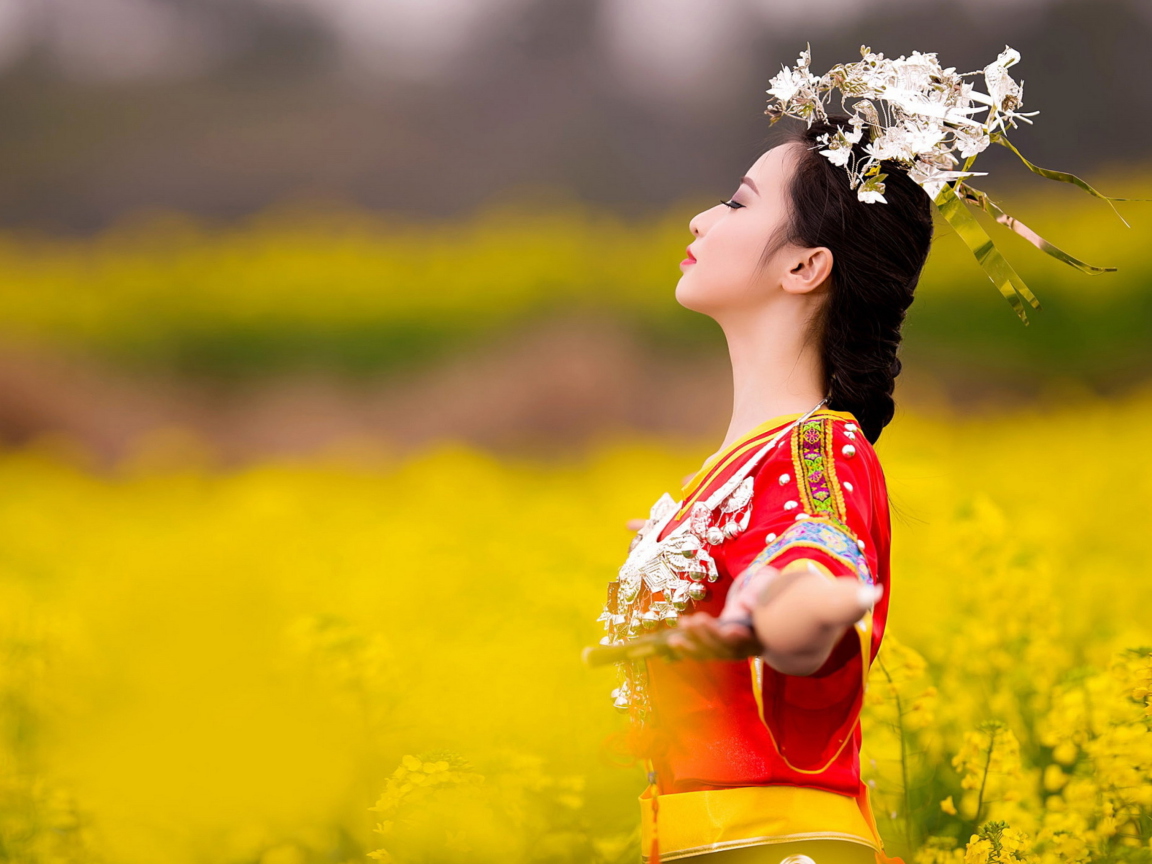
[639,783,886,863]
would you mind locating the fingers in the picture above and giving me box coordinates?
[717,620,761,655]
[720,562,779,622]
[626,518,647,532]
[665,613,760,661]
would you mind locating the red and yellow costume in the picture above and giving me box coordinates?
[596,408,904,863]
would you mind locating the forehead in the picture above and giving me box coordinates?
[747,141,801,190]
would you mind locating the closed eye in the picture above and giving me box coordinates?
[720,198,745,209]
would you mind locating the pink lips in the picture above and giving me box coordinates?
[681,246,697,267]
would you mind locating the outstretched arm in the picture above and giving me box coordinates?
[664,559,882,674]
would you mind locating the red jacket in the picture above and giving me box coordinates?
[640,409,891,797]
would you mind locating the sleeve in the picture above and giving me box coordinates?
[717,414,890,774]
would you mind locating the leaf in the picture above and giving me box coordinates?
[956,183,1118,275]
[932,183,1040,324]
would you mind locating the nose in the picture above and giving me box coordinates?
[688,200,723,238]
[688,208,706,237]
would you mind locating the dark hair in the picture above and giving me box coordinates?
[760,114,934,444]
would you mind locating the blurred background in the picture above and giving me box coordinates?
[0,2,1151,863]
[0,0,1149,461]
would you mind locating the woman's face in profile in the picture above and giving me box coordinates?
[675,141,801,318]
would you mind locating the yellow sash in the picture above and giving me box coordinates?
[639,783,878,862]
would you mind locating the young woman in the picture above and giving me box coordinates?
[596,113,933,864]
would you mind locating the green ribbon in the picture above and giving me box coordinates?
[993,133,1152,228]
[932,182,1041,324]
[956,183,1117,276]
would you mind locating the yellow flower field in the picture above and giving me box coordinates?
[0,165,1147,381]
[0,392,1151,864]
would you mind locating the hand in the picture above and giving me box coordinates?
[661,562,788,662]
[718,561,785,624]
[665,612,761,661]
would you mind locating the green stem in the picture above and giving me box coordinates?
[972,725,998,832]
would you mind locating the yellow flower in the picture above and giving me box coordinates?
[1042,764,1067,792]
[1051,740,1077,765]
[941,796,958,815]
[964,837,992,864]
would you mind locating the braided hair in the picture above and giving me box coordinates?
[760,114,934,444]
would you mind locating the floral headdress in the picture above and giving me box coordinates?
[764,44,1142,322]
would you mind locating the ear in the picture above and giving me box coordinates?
[780,246,833,296]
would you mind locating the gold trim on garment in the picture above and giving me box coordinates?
[639,783,879,862]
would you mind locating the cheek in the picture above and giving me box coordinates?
[675,224,768,312]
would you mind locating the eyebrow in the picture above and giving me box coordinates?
[740,176,759,195]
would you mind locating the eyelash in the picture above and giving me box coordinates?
[720,198,744,209]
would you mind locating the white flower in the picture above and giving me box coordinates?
[983,55,1023,113]
[908,162,988,200]
[890,51,941,95]
[979,44,1041,133]
[865,126,914,162]
[857,173,888,204]
[820,146,853,167]
[817,123,863,168]
[902,118,948,154]
[954,126,991,159]
[767,65,808,103]
[762,43,1037,199]
[767,46,822,106]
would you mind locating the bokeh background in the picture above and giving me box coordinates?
[1,1,1151,863]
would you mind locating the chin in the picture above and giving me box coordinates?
[674,275,706,313]
[674,273,725,317]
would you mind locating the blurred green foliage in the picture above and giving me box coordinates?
[0,167,1148,385]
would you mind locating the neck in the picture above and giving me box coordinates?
[715,302,826,453]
